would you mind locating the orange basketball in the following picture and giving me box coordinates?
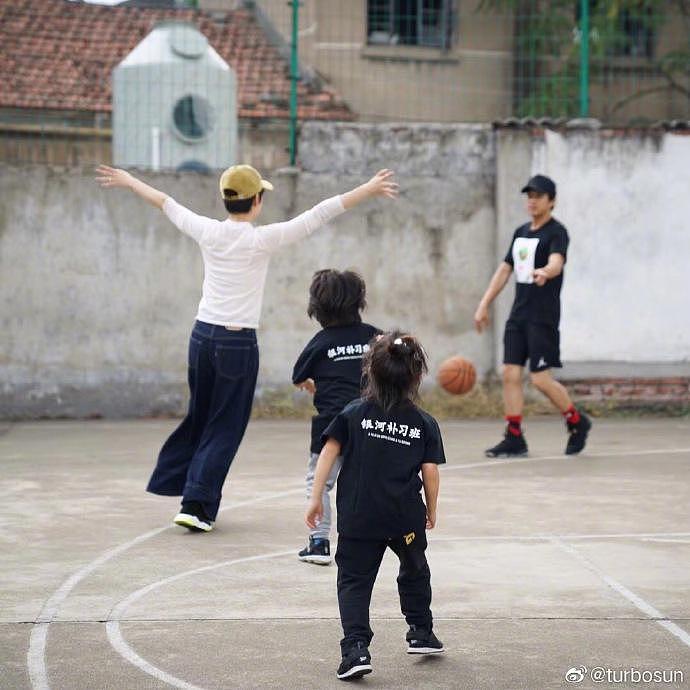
[437,356,476,395]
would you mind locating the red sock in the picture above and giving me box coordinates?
[563,405,580,424]
[505,415,522,436]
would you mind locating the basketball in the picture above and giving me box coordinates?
[437,356,476,395]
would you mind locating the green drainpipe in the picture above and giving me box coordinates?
[579,0,590,117]
[289,0,299,165]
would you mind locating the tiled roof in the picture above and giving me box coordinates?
[0,0,353,121]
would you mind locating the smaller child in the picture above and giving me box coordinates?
[292,269,380,564]
[306,331,445,681]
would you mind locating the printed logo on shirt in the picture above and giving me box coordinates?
[327,343,370,362]
[512,236,539,284]
[360,418,421,446]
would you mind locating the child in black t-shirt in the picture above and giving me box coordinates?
[292,269,380,565]
[305,331,445,681]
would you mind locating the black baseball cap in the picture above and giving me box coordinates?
[521,174,556,198]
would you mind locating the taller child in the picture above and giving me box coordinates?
[474,174,591,458]
[96,163,398,531]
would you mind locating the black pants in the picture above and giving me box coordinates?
[336,531,433,653]
[147,320,259,521]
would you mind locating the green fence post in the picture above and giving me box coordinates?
[289,0,299,166]
[579,0,590,117]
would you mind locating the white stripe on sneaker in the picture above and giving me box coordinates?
[173,512,212,532]
[407,646,445,654]
[337,664,372,679]
[299,554,332,565]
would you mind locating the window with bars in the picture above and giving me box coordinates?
[367,0,453,49]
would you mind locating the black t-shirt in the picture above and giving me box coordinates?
[504,217,569,326]
[292,322,380,454]
[322,398,446,539]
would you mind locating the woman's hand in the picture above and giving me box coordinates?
[96,164,134,189]
[364,169,399,199]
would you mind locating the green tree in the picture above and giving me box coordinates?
[478,0,690,122]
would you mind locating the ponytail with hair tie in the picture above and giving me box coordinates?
[364,330,429,411]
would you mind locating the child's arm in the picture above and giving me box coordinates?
[421,463,440,529]
[96,165,168,209]
[305,438,341,528]
[256,169,398,253]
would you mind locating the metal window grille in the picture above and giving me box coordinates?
[367,0,453,49]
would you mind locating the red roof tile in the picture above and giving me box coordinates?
[0,0,353,121]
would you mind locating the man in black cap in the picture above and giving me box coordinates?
[474,174,591,457]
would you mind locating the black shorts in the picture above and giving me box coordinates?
[503,320,562,372]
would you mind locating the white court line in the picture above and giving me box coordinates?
[552,538,690,649]
[27,443,690,688]
[106,550,293,690]
[443,446,690,472]
[642,538,690,544]
[4,451,142,460]
[430,531,690,543]
[109,534,690,689]
[26,487,303,690]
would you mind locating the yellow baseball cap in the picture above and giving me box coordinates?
[219,165,274,201]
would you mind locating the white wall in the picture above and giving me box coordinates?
[533,131,690,365]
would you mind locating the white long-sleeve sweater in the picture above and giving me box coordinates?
[162,195,345,328]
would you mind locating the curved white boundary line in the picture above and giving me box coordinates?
[106,550,293,690]
[27,444,690,688]
[27,487,303,690]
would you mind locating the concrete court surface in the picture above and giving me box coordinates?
[1,417,689,690]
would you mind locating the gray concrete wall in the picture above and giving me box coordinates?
[0,123,496,418]
[1,123,688,418]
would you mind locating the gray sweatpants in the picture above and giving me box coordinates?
[306,452,343,540]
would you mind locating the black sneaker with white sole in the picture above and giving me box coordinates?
[485,429,528,458]
[173,501,213,532]
[406,625,444,654]
[565,411,592,455]
[298,536,332,565]
[337,642,372,680]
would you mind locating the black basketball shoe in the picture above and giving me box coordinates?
[298,536,332,565]
[485,428,528,458]
[565,411,592,455]
[406,625,445,654]
[337,642,372,680]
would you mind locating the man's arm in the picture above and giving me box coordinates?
[533,253,565,286]
[474,262,513,333]
[256,169,398,253]
[96,165,168,209]
[305,438,341,528]
[421,463,440,529]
